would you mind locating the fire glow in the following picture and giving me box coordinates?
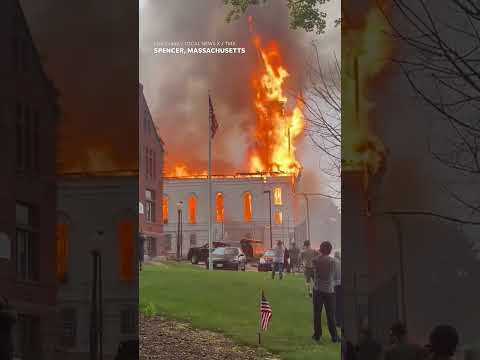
[165,20,304,179]
[342,2,392,184]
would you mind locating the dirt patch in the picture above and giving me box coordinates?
[140,315,280,360]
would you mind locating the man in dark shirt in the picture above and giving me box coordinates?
[312,241,339,343]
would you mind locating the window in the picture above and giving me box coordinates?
[60,308,76,347]
[145,189,155,223]
[33,111,39,171]
[243,192,253,223]
[188,195,197,224]
[16,203,38,281]
[16,104,24,170]
[190,233,197,246]
[162,195,169,224]
[273,187,282,205]
[56,222,69,282]
[25,107,32,170]
[165,234,172,251]
[120,306,137,335]
[118,219,135,281]
[215,192,224,223]
[274,210,283,225]
[153,151,156,178]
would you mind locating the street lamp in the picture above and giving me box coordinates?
[263,190,273,249]
[176,201,183,261]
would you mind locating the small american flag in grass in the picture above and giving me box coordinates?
[260,291,272,331]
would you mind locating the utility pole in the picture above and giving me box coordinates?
[176,201,183,261]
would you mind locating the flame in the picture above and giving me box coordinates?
[166,163,207,177]
[166,21,305,179]
[342,2,392,185]
[248,33,304,177]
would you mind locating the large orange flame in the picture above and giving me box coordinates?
[248,33,304,177]
[343,2,392,186]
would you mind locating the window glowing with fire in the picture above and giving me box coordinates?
[162,195,169,224]
[188,195,197,224]
[274,210,283,225]
[243,192,253,223]
[273,187,282,205]
[216,192,224,223]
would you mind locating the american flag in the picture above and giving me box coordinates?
[209,94,218,139]
[260,291,272,331]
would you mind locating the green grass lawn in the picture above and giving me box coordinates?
[140,262,340,360]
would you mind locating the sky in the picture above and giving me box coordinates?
[139,0,341,199]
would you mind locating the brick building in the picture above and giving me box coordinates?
[0,0,59,358]
[139,83,164,259]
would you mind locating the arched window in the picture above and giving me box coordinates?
[274,210,283,225]
[56,213,70,282]
[188,194,197,224]
[216,192,224,223]
[162,195,169,224]
[273,187,282,205]
[243,192,253,223]
[118,218,135,281]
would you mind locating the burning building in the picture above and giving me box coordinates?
[56,175,138,359]
[162,174,297,257]
[0,0,59,358]
[139,83,164,259]
[158,26,310,256]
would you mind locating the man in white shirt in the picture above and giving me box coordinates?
[333,250,342,328]
[312,241,339,343]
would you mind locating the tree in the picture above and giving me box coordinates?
[224,0,333,34]
[299,44,341,196]
[383,0,480,225]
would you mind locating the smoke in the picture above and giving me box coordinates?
[140,0,316,174]
[20,0,139,174]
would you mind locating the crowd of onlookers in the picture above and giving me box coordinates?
[342,322,460,360]
[269,240,463,360]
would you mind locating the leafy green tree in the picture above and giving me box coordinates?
[224,0,333,34]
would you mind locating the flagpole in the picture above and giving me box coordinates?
[258,290,262,345]
[208,92,213,271]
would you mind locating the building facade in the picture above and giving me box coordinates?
[0,0,59,358]
[162,175,297,256]
[138,83,164,259]
[56,176,138,360]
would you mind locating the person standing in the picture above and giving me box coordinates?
[300,241,317,297]
[284,247,290,274]
[425,325,459,360]
[312,241,339,343]
[272,240,285,280]
[383,322,425,360]
[289,242,300,273]
[334,250,342,328]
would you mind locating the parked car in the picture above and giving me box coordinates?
[187,241,227,264]
[205,247,247,271]
[257,249,275,272]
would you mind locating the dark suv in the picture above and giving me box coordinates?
[206,247,247,271]
[187,241,227,264]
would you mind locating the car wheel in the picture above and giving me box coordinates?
[191,255,198,264]
[235,264,239,271]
